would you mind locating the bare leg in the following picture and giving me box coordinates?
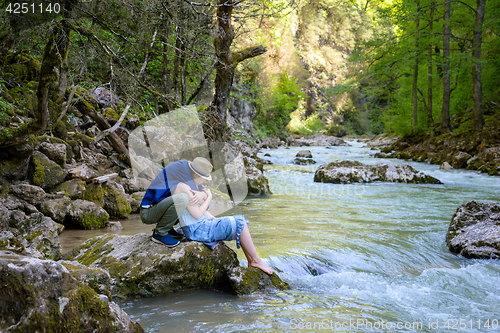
[239,223,274,275]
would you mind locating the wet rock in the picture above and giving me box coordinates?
[446,201,500,259]
[40,196,71,224]
[39,142,67,167]
[440,162,453,170]
[104,221,123,232]
[228,266,290,295]
[290,133,348,147]
[63,233,288,297]
[295,158,316,165]
[28,151,67,190]
[9,184,46,205]
[102,182,132,219]
[314,160,442,184]
[296,150,313,158]
[0,252,143,332]
[66,199,109,230]
[246,167,272,196]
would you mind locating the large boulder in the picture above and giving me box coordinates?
[0,252,143,332]
[52,179,87,200]
[8,184,46,205]
[451,151,472,169]
[66,199,109,230]
[446,201,500,259]
[0,194,38,215]
[28,151,67,190]
[314,160,442,184]
[0,201,63,259]
[63,233,288,297]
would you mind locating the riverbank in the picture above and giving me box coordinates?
[367,124,500,176]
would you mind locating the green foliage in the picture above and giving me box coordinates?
[254,71,306,139]
[287,110,325,136]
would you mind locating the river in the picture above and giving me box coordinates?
[61,140,500,332]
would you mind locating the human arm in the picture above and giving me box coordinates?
[173,183,212,220]
[189,189,208,205]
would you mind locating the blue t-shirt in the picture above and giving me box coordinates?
[140,160,202,207]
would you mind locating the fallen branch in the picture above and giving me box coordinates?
[92,103,131,144]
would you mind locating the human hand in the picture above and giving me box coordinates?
[203,188,212,199]
[189,190,205,205]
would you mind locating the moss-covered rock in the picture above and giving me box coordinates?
[38,141,67,167]
[0,252,144,332]
[228,266,290,295]
[53,179,86,200]
[63,234,287,298]
[66,199,109,230]
[314,160,442,184]
[246,166,272,197]
[82,183,105,206]
[28,151,67,190]
[4,51,41,83]
[102,182,131,219]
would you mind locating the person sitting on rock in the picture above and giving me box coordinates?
[172,159,275,275]
[139,157,210,247]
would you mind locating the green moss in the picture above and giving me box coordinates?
[74,133,94,147]
[83,183,104,207]
[24,231,42,242]
[54,180,86,200]
[103,183,131,218]
[66,236,115,266]
[31,155,46,185]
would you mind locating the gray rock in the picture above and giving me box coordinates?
[0,157,29,181]
[68,164,97,181]
[229,97,256,132]
[446,201,500,259]
[39,142,67,167]
[63,233,288,297]
[28,151,67,190]
[52,179,86,199]
[88,87,123,109]
[296,150,313,158]
[9,184,46,205]
[0,194,38,215]
[66,199,109,230]
[40,196,72,224]
[314,160,442,184]
[16,212,64,259]
[129,191,145,214]
[451,151,471,169]
[440,161,453,170]
[0,252,143,332]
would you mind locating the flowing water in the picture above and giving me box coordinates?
[61,140,500,332]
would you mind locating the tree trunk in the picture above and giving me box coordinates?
[412,1,420,133]
[202,0,266,144]
[441,0,451,132]
[37,20,72,132]
[427,2,434,128]
[472,0,486,131]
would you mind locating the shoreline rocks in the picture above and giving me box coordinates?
[0,251,143,332]
[314,160,442,184]
[289,133,348,147]
[63,233,289,297]
[446,201,500,259]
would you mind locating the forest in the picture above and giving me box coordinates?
[1,0,499,147]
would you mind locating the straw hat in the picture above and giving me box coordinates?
[188,157,213,181]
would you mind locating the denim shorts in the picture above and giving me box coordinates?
[181,215,249,249]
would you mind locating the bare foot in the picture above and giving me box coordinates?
[249,259,275,275]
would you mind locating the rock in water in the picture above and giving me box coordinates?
[446,201,500,259]
[64,233,288,297]
[0,251,143,332]
[440,162,453,170]
[314,160,442,184]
